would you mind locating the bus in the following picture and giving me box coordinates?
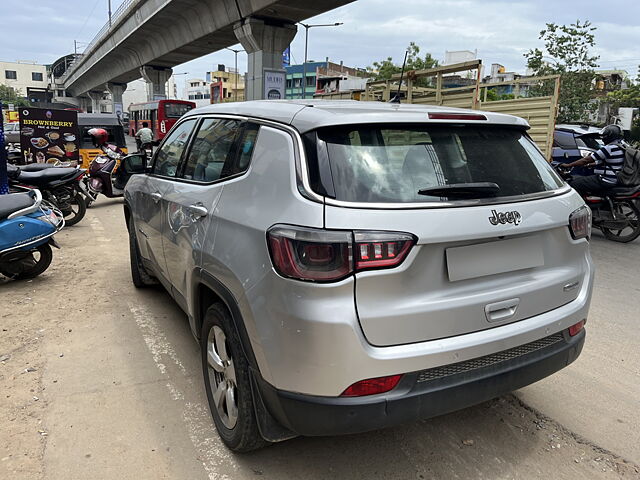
[128,99,196,141]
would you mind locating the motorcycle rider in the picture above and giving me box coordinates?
[562,124,626,195]
[134,122,154,158]
[88,128,123,157]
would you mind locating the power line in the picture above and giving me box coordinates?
[77,0,102,38]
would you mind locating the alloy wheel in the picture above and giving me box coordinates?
[206,325,238,429]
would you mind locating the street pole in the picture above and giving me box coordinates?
[303,25,308,99]
[108,0,112,27]
[298,22,343,100]
[226,47,244,102]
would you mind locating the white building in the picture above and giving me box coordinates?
[122,76,182,112]
[1,60,48,101]
[185,78,210,107]
[443,50,478,66]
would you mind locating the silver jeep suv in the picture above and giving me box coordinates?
[124,100,593,452]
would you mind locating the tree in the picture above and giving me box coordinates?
[524,20,599,123]
[367,42,439,86]
[607,83,640,110]
[0,84,30,108]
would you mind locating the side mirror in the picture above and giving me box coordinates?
[121,154,150,175]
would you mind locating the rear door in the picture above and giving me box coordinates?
[318,123,588,346]
[162,117,257,306]
[135,118,197,283]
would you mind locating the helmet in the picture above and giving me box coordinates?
[87,128,109,147]
[600,124,623,145]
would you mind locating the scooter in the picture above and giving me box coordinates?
[553,162,640,243]
[7,163,87,226]
[83,146,129,204]
[0,189,64,280]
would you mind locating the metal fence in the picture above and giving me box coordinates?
[59,0,138,84]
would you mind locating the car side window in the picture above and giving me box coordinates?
[234,123,260,174]
[182,118,241,182]
[553,131,577,149]
[152,119,196,177]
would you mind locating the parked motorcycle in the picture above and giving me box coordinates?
[83,147,131,204]
[554,163,640,243]
[0,189,64,280]
[7,163,87,226]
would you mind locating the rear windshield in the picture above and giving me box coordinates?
[576,135,602,150]
[164,103,193,118]
[310,124,564,203]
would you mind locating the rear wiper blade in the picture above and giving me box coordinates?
[418,182,501,198]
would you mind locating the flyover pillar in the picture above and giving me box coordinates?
[234,17,297,101]
[106,82,127,120]
[86,91,102,113]
[140,66,173,101]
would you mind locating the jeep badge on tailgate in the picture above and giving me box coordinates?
[489,210,522,226]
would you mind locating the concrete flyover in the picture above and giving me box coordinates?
[62,0,355,105]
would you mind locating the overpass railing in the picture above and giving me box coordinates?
[59,0,137,84]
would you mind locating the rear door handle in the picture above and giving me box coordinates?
[150,192,162,203]
[485,298,520,323]
[187,203,208,218]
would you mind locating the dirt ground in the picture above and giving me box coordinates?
[1,197,639,480]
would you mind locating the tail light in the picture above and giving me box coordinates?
[569,206,591,240]
[267,226,416,282]
[354,232,415,271]
[75,171,84,180]
[341,374,402,397]
[569,320,585,337]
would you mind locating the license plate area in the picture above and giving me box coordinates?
[446,236,544,282]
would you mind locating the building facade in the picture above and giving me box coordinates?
[285,62,325,99]
[185,78,211,107]
[286,61,367,99]
[1,60,49,103]
[207,67,245,102]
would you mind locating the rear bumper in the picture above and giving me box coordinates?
[255,328,585,436]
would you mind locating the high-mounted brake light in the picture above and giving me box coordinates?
[267,226,416,282]
[341,374,403,397]
[569,206,591,240]
[428,112,488,121]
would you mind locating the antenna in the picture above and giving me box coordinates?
[389,50,409,104]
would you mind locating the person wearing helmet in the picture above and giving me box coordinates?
[88,127,109,148]
[88,127,123,158]
[562,124,626,195]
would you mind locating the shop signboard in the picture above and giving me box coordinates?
[264,69,286,100]
[18,107,79,165]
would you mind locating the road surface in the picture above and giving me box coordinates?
[1,197,639,479]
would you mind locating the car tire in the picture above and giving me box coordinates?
[128,220,157,287]
[201,303,268,452]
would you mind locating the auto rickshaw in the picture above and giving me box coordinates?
[77,113,128,169]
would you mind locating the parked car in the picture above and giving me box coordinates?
[552,124,604,177]
[123,100,593,452]
[3,122,20,145]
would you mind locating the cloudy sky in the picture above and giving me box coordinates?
[2,0,639,94]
